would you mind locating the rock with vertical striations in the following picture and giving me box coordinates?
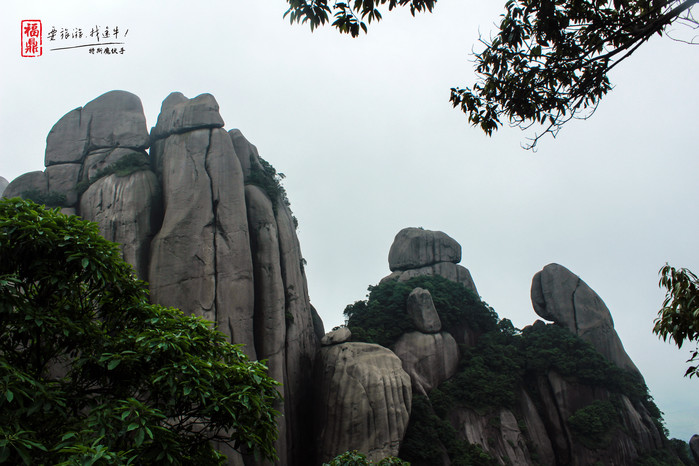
[245,184,288,465]
[392,331,458,396]
[531,263,639,372]
[0,177,8,197]
[79,171,161,280]
[315,342,412,464]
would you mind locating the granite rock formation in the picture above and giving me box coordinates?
[5,93,691,466]
[321,326,352,346]
[531,263,639,373]
[3,91,318,466]
[406,287,441,333]
[393,331,459,396]
[381,227,478,295]
[314,342,412,464]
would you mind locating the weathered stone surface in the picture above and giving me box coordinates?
[276,198,318,465]
[45,108,89,166]
[381,262,478,296]
[151,92,224,139]
[149,128,256,357]
[148,129,216,322]
[312,305,326,341]
[206,129,256,357]
[246,184,287,466]
[321,327,352,346]
[46,163,81,206]
[534,370,663,465]
[531,263,639,372]
[518,389,555,465]
[315,343,412,464]
[407,288,441,333]
[79,171,161,280]
[82,148,147,182]
[3,171,47,199]
[230,129,263,179]
[82,90,149,151]
[450,408,532,465]
[392,331,459,396]
[0,177,7,197]
[388,227,461,272]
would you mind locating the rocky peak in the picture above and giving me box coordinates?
[531,263,639,373]
[381,227,478,295]
[388,227,461,271]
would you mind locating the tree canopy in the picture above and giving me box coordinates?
[654,264,699,379]
[0,198,281,464]
[283,0,697,148]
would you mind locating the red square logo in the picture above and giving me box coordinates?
[21,20,42,57]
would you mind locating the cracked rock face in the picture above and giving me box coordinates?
[5,91,320,466]
[314,342,412,464]
[531,263,639,372]
[0,177,8,197]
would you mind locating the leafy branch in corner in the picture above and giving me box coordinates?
[283,0,698,149]
[654,264,699,378]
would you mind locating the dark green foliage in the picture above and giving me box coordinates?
[323,450,411,465]
[245,155,290,214]
[19,189,66,207]
[668,438,697,466]
[344,275,497,348]
[432,331,523,411]
[284,0,697,148]
[567,400,618,448]
[76,152,151,194]
[636,441,693,466]
[399,395,496,466]
[655,264,699,379]
[0,198,281,464]
[342,261,673,464]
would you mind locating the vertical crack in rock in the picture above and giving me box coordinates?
[572,278,582,335]
[203,129,218,324]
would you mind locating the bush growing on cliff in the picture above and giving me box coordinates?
[245,155,290,213]
[0,198,281,464]
[567,400,618,449]
[344,275,497,348]
[19,189,66,207]
[323,450,410,465]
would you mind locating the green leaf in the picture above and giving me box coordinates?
[81,257,89,268]
[107,359,120,370]
[5,390,13,402]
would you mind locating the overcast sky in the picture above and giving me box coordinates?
[3,0,698,442]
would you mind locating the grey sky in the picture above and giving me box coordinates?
[2,0,698,441]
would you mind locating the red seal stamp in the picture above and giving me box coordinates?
[21,20,42,57]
